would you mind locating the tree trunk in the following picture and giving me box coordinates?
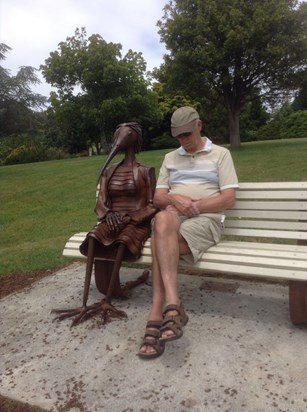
[228,109,241,149]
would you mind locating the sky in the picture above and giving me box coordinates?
[0,0,168,97]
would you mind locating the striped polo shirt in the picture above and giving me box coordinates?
[156,137,239,200]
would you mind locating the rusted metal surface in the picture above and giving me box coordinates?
[52,123,156,326]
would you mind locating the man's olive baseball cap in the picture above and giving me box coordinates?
[171,106,200,137]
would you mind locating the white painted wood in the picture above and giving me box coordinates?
[236,190,307,200]
[225,209,307,220]
[237,182,307,189]
[233,200,307,210]
[225,220,307,231]
[222,228,307,239]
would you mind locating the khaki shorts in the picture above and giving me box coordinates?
[179,213,224,263]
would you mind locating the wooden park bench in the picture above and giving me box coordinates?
[63,181,307,326]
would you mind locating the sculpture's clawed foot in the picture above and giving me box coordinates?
[98,300,127,325]
[120,269,151,298]
[51,300,127,327]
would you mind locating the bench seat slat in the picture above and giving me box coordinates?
[135,256,307,281]
[63,249,84,257]
[180,262,307,281]
[139,246,307,269]
[63,239,307,257]
[64,237,307,251]
[63,243,307,269]
[199,253,307,270]
[209,244,307,258]
[151,246,306,261]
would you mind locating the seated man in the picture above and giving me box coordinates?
[138,106,239,359]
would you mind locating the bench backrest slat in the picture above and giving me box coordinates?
[234,200,307,210]
[225,220,307,231]
[236,190,307,200]
[238,182,307,190]
[222,182,307,241]
[222,228,307,240]
[225,209,307,220]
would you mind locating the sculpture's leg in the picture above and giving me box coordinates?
[81,236,96,306]
[119,269,150,296]
[94,260,122,296]
[52,242,148,326]
[289,280,307,325]
[89,243,128,322]
[105,243,126,302]
[52,237,96,325]
[95,262,150,298]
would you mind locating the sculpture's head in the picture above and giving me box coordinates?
[97,122,142,184]
[113,122,142,154]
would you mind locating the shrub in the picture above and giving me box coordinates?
[5,144,45,164]
[149,133,178,150]
[0,140,12,165]
[280,110,307,138]
[2,133,68,165]
[254,121,281,141]
[45,147,67,160]
[254,110,307,141]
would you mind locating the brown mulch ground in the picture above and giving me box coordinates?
[0,394,48,412]
[0,267,69,412]
[0,270,54,299]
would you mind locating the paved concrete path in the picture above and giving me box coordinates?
[1,262,307,412]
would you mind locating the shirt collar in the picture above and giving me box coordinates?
[177,137,212,156]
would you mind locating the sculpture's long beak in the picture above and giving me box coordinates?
[96,143,121,185]
[96,125,137,185]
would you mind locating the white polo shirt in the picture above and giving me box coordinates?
[156,137,239,200]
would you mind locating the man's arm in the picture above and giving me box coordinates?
[153,188,236,217]
[153,189,196,211]
[193,188,236,213]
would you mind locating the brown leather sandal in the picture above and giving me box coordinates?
[160,303,189,342]
[137,320,165,359]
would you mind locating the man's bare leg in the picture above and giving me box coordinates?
[139,211,191,354]
[152,211,182,304]
[138,233,165,355]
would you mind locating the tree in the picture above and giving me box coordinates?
[292,73,307,111]
[157,0,307,148]
[0,43,47,137]
[41,28,162,153]
[147,82,202,148]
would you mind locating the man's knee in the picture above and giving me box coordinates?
[153,210,178,234]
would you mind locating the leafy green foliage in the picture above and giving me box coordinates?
[1,134,67,165]
[292,74,307,111]
[40,28,162,153]
[280,111,307,138]
[156,0,307,148]
[0,43,47,138]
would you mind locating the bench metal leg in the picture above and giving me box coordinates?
[289,280,307,325]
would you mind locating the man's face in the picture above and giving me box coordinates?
[176,120,203,153]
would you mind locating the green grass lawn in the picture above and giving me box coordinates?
[1,138,307,277]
